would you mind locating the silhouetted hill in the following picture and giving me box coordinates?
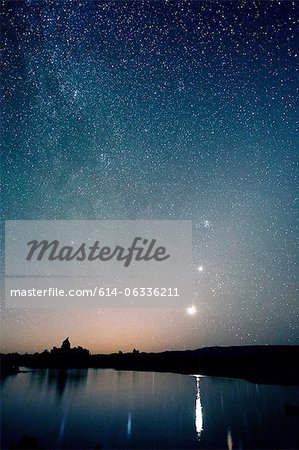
[90,345,299,384]
[1,342,298,385]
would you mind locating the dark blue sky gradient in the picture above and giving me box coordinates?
[1,1,298,352]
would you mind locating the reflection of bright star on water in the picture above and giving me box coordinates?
[187,306,197,315]
[198,266,203,272]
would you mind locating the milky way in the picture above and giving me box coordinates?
[1,1,298,352]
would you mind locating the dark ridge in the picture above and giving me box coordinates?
[1,340,298,385]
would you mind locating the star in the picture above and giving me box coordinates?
[187,306,197,315]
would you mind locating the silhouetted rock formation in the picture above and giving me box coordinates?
[61,337,71,352]
[1,339,89,371]
[1,343,298,385]
[48,338,90,368]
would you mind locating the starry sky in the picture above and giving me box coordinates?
[1,0,298,353]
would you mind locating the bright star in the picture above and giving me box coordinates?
[187,305,197,315]
[198,266,203,272]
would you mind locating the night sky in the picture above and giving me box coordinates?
[1,0,298,353]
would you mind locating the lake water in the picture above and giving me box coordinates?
[1,368,299,449]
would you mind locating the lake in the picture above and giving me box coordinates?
[1,368,299,449]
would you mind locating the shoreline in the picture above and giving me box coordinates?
[2,345,298,385]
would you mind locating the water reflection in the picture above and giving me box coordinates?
[28,368,47,390]
[46,368,88,401]
[227,430,233,450]
[194,376,203,439]
[1,369,299,449]
[47,370,68,399]
[127,412,132,437]
[57,410,67,449]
